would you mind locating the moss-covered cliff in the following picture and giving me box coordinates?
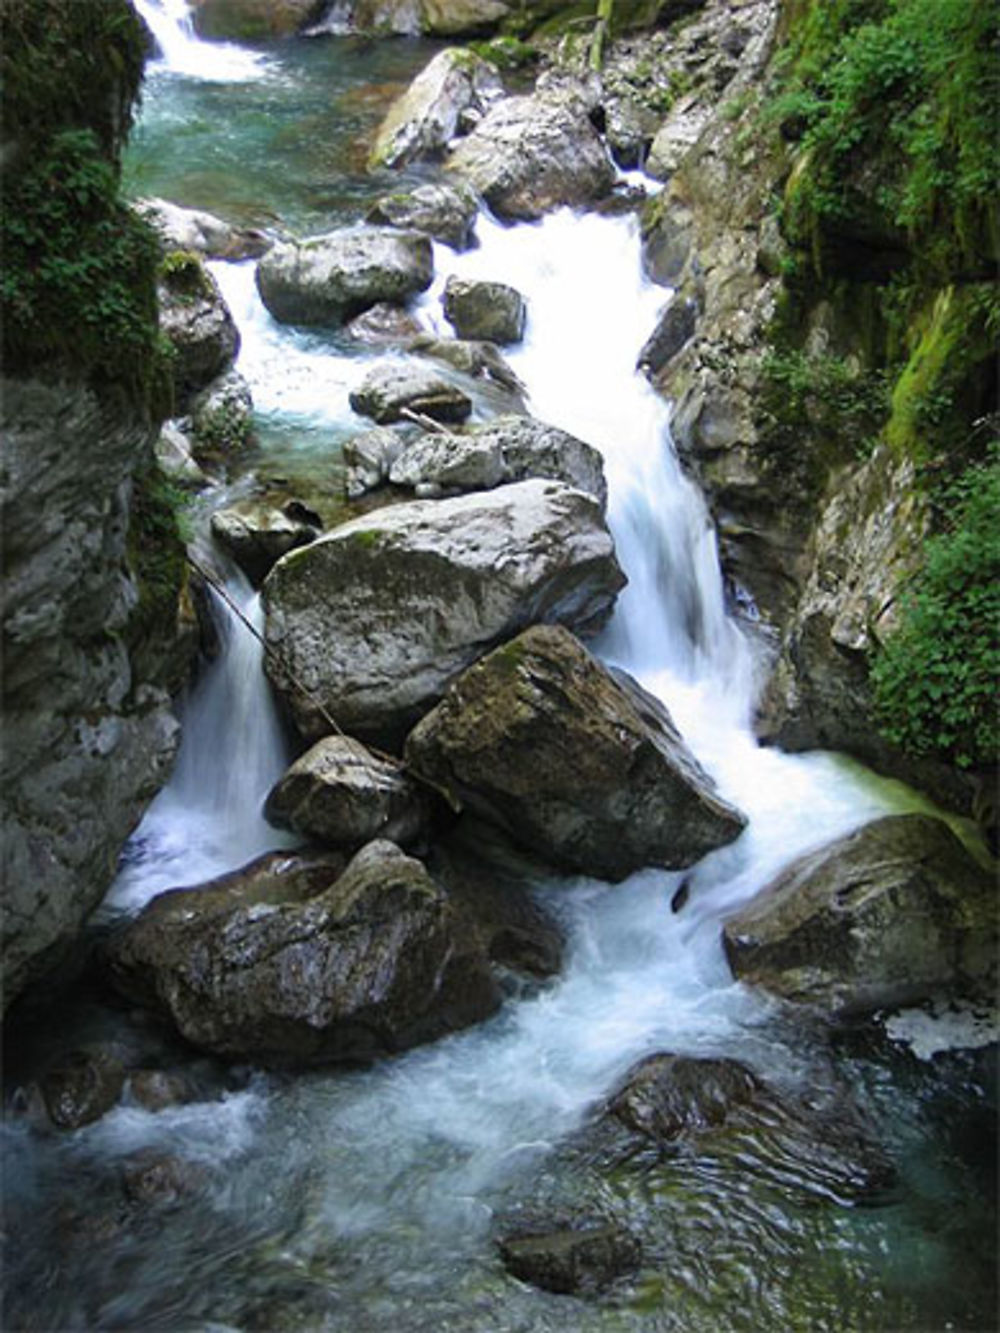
[1,0,193,1012]
[638,0,997,830]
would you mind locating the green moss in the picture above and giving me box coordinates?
[469,36,540,70]
[159,250,216,303]
[350,529,382,550]
[126,465,189,658]
[0,0,165,409]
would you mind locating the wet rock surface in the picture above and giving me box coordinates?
[366,180,480,249]
[349,358,473,424]
[386,414,607,506]
[498,1222,641,1294]
[406,624,746,880]
[368,47,502,169]
[39,1048,126,1130]
[262,479,626,744]
[158,254,241,406]
[210,499,320,586]
[265,735,433,850]
[106,843,500,1065]
[442,276,527,345]
[256,227,433,327]
[723,814,998,1018]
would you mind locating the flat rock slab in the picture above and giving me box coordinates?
[256,227,433,326]
[106,843,499,1066]
[722,813,997,1017]
[405,623,746,880]
[349,358,472,424]
[262,479,626,745]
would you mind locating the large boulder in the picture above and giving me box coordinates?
[368,47,503,170]
[366,180,479,250]
[446,89,615,221]
[387,414,607,507]
[349,359,473,425]
[405,624,746,881]
[265,736,432,849]
[255,227,433,327]
[262,479,626,744]
[158,253,240,406]
[106,843,500,1065]
[722,814,997,1017]
[442,276,526,345]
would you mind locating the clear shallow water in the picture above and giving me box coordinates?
[2,7,995,1330]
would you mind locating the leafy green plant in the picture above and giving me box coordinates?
[760,349,889,465]
[871,451,1000,769]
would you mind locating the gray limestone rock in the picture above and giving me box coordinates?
[256,227,433,327]
[368,47,502,169]
[405,624,746,880]
[261,479,626,744]
[442,276,526,345]
[366,180,479,250]
[349,358,473,425]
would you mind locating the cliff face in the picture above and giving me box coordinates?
[1,0,191,1011]
[636,0,996,817]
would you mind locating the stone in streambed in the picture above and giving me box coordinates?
[158,253,240,406]
[349,358,472,425]
[368,47,502,170]
[262,479,626,745]
[342,425,410,498]
[722,813,998,1018]
[387,414,606,507]
[498,1223,641,1294]
[39,1048,126,1130]
[106,843,499,1065]
[210,499,320,587]
[265,736,432,849]
[138,196,270,261]
[256,227,433,327]
[442,276,526,345]
[446,88,615,221]
[405,624,746,880]
[366,180,479,250]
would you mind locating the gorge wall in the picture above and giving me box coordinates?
[1,0,191,1011]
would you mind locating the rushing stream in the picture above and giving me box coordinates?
[2,5,996,1330]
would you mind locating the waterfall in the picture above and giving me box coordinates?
[107,563,296,914]
[132,0,268,81]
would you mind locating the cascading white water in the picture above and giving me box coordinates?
[107,563,296,914]
[133,0,268,82]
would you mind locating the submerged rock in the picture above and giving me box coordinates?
[723,814,997,1017]
[39,1048,126,1130]
[265,735,432,849]
[610,1053,765,1141]
[405,624,746,880]
[366,180,479,250]
[262,479,625,744]
[442,276,526,345]
[387,414,607,506]
[498,1222,641,1294]
[368,47,502,169]
[106,843,499,1065]
[446,88,615,220]
[350,359,473,425]
[256,227,433,327]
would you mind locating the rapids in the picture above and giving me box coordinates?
[2,5,995,1330]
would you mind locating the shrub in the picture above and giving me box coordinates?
[871,451,1000,769]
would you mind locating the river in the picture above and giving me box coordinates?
[1,4,995,1329]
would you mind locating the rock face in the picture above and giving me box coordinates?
[366,181,479,250]
[262,479,626,744]
[405,624,746,880]
[158,255,241,406]
[446,89,616,220]
[138,197,270,261]
[722,814,997,1017]
[368,47,502,169]
[106,843,500,1065]
[256,227,433,327]
[387,414,607,506]
[210,500,320,586]
[2,377,183,1013]
[350,359,473,424]
[265,736,432,849]
[442,276,526,344]
[637,297,697,378]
